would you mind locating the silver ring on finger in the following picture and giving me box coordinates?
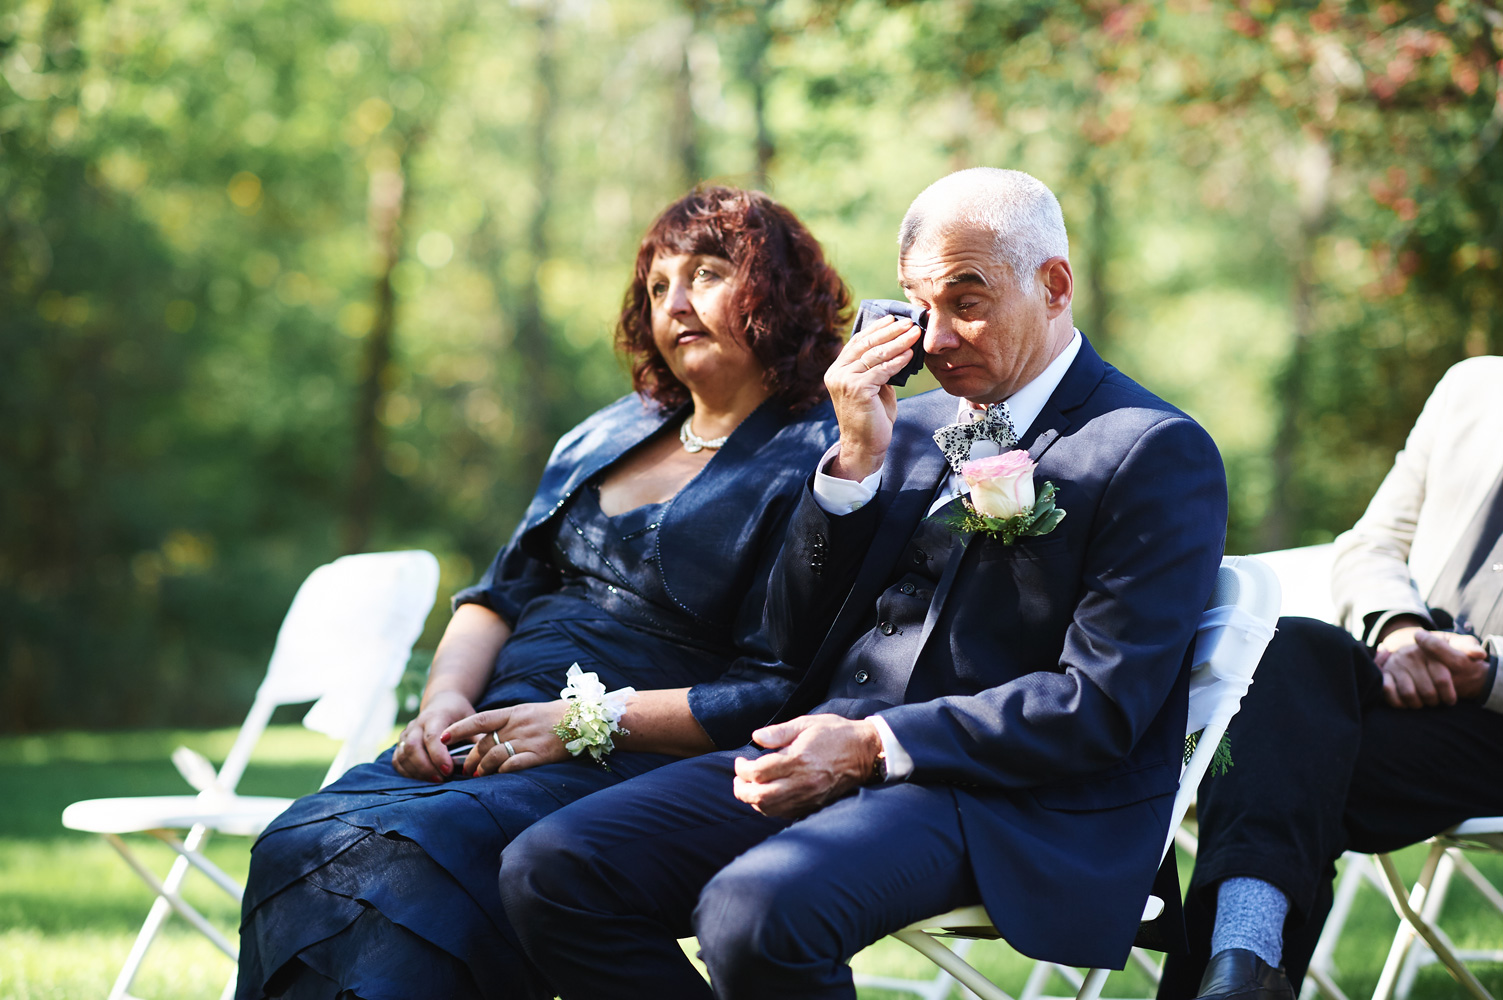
[503,740,516,759]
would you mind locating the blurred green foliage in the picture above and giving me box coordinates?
[2,0,1500,731]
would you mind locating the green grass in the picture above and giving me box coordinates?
[2,727,1501,999]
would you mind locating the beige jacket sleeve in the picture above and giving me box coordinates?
[1330,375,1451,642]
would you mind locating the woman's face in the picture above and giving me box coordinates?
[647,252,766,398]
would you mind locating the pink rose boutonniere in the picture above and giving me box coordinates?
[937,449,1066,544]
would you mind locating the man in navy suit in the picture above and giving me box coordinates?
[498,168,1229,998]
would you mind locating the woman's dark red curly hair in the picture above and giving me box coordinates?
[617,186,849,413]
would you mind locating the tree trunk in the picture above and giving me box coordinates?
[1085,176,1113,350]
[745,1,774,188]
[511,7,559,482]
[1261,135,1332,551]
[673,1,704,190]
[343,149,407,554]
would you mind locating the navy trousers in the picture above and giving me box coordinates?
[500,748,981,1000]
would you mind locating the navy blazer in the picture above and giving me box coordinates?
[767,337,1227,968]
[456,392,838,748]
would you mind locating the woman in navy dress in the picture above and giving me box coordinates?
[237,187,849,1000]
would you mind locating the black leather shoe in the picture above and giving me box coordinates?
[1194,947,1294,1000]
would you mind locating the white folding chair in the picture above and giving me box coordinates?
[61,550,440,1000]
[1298,819,1503,1000]
[1369,820,1503,1000]
[853,555,1282,1000]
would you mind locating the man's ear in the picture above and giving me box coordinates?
[1040,258,1074,318]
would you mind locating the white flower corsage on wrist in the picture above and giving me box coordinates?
[935,450,1066,544]
[552,664,635,770]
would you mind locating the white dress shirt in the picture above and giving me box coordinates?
[809,330,1083,779]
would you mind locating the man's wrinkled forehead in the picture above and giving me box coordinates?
[897,225,1006,293]
[897,267,989,294]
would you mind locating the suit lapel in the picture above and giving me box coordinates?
[907,336,1109,665]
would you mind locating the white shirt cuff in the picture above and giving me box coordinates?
[1483,636,1503,715]
[812,442,882,515]
[869,714,913,782]
[1364,608,1436,648]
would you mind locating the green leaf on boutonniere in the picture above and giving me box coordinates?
[1184,728,1234,777]
[932,481,1067,545]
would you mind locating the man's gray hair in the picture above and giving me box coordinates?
[898,168,1069,290]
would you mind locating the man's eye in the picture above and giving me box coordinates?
[956,301,978,312]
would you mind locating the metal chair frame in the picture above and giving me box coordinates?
[1303,819,1503,1000]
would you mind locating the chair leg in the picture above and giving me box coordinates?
[1394,850,1456,1000]
[1386,849,1503,992]
[1128,947,1163,984]
[1073,967,1110,1000]
[1174,824,1200,859]
[109,891,175,1000]
[1022,961,1087,1000]
[853,938,974,1000]
[1373,846,1443,1000]
[151,830,247,902]
[1454,850,1503,916]
[1302,965,1354,1000]
[1304,853,1370,998]
[1374,851,1493,1000]
[1020,960,1060,1000]
[105,833,240,960]
[893,929,1016,1000]
[106,823,214,1000]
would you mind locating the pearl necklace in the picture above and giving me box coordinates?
[679,416,729,453]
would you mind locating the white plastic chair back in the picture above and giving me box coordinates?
[1253,543,1336,624]
[1170,555,1282,857]
[217,550,440,790]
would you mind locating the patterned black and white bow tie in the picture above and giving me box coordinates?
[932,402,1018,475]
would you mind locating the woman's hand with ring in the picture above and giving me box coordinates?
[393,690,476,782]
[441,701,573,777]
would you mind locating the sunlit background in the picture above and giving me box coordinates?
[3,0,1501,733]
[4,3,1503,998]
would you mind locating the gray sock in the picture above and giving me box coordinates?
[1210,877,1288,969]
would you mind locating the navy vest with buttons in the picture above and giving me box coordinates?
[823,504,960,712]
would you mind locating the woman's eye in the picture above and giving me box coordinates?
[650,282,668,298]
[695,268,720,282]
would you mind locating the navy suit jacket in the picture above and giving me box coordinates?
[767,337,1227,968]
[455,392,838,748]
